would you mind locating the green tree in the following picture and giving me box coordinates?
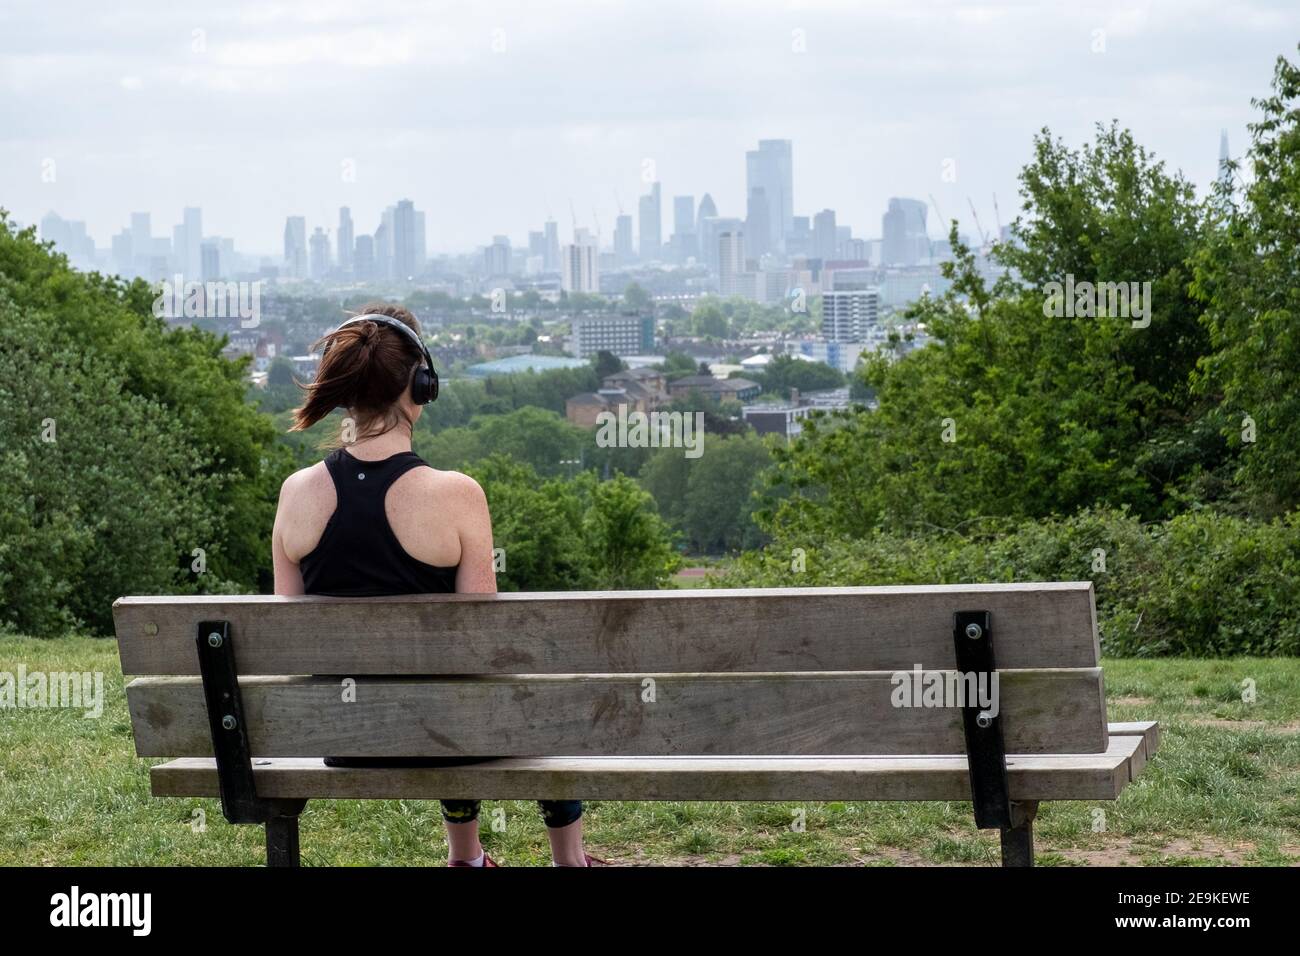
[1191,48,1300,514]
[581,474,681,588]
[0,294,233,635]
[469,456,597,591]
[0,215,289,606]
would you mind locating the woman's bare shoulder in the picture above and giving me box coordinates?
[405,466,488,507]
[278,461,332,505]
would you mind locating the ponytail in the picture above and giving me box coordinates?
[290,303,423,444]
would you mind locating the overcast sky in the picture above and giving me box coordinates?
[1,0,1295,256]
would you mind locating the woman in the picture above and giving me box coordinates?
[271,302,597,867]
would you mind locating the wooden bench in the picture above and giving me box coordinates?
[112,583,1159,867]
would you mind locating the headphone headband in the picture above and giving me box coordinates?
[333,312,439,405]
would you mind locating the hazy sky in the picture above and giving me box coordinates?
[2,0,1296,256]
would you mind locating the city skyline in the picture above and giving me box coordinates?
[3,0,1292,255]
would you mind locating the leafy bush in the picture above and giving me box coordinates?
[0,217,285,633]
[0,295,238,635]
[721,509,1300,657]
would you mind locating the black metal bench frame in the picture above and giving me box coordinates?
[195,610,1037,867]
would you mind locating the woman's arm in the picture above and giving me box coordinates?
[452,474,497,594]
[272,479,306,596]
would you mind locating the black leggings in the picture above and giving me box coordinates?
[320,756,582,829]
[441,799,583,829]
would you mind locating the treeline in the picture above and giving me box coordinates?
[720,51,1300,657]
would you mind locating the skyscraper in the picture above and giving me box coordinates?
[543,219,560,272]
[718,229,746,297]
[283,216,307,279]
[614,214,634,265]
[485,235,512,277]
[393,199,418,280]
[309,227,330,279]
[200,241,221,283]
[745,140,793,250]
[354,234,375,280]
[337,207,354,275]
[696,193,718,235]
[881,198,929,266]
[638,182,662,261]
[561,228,600,294]
[130,212,152,275]
[671,195,696,261]
[746,188,771,259]
[813,209,837,260]
[181,207,202,278]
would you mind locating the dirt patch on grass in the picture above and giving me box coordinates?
[1055,836,1300,866]
[1187,719,1300,732]
[1112,696,1155,707]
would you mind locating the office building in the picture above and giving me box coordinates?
[393,199,419,279]
[544,219,561,272]
[354,234,375,280]
[485,235,512,277]
[283,216,307,279]
[639,182,662,261]
[745,139,793,250]
[822,287,880,342]
[746,188,771,259]
[561,228,599,294]
[696,193,717,235]
[614,213,634,265]
[337,207,354,275]
[309,227,330,279]
[813,209,837,261]
[718,229,746,297]
[569,312,655,358]
[671,195,696,261]
[881,198,929,266]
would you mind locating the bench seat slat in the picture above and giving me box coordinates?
[126,669,1109,758]
[112,583,1101,676]
[148,732,1146,803]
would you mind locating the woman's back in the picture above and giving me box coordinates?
[297,447,456,596]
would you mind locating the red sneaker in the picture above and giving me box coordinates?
[448,852,499,867]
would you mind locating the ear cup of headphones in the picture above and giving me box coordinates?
[413,365,438,404]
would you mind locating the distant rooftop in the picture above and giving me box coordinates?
[465,354,590,377]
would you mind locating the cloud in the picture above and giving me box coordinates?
[1,0,1294,252]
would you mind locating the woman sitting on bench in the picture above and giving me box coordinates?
[269,302,599,867]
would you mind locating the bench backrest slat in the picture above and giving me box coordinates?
[125,669,1108,757]
[113,584,1100,676]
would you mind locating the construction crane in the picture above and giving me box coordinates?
[967,197,989,249]
[927,193,949,237]
[992,193,1003,243]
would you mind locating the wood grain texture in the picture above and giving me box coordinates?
[148,733,1143,803]
[126,668,1109,758]
[113,583,1100,676]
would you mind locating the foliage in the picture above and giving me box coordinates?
[640,433,772,553]
[0,293,239,636]
[0,217,284,632]
[722,508,1300,657]
[415,406,587,477]
[1191,50,1300,514]
[468,456,678,591]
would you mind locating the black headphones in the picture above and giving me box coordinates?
[334,313,439,405]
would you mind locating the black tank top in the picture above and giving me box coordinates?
[300,448,458,597]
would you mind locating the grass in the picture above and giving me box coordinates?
[1,636,1297,866]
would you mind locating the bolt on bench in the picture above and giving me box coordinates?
[112,583,1159,867]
